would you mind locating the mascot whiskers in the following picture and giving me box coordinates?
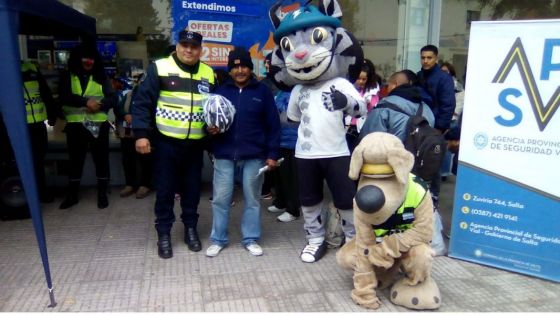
[269,0,366,263]
[336,132,441,310]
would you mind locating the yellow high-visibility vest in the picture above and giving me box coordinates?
[21,62,47,123]
[372,174,428,240]
[62,75,107,122]
[154,56,215,139]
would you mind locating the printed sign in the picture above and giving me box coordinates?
[200,42,234,67]
[188,20,233,43]
[172,0,306,69]
[449,20,560,282]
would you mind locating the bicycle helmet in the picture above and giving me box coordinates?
[203,94,236,133]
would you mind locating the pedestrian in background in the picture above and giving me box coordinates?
[267,89,301,223]
[58,42,117,210]
[416,45,455,210]
[114,71,153,199]
[346,58,381,152]
[20,61,58,203]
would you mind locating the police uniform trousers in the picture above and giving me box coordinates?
[65,122,110,185]
[153,133,205,235]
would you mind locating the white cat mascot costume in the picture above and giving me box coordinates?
[269,0,366,263]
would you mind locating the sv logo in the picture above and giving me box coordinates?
[492,38,560,131]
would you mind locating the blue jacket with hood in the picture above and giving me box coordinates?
[211,77,281,161]
[417,64,455,131]
[359,84,435,142]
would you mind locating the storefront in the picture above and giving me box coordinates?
[16,0,560,187]
[28,0,558,85]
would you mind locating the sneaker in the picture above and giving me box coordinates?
[267,205,285,213]
[206,244,224,257]
[277,212,297,222]
[245,242,263,256]
[301,241,327,263]
[120,185,135,198]
[261,192,272,200]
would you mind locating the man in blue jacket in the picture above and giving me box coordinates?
[416,44,455,207]
[206,47,281,258]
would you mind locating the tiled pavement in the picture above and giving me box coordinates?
[1,177,559,312]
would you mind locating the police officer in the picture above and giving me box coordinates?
[58,43,117,210]
[132,30,215,259]
[21,61,57,202]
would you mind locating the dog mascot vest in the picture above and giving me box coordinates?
[336,132,441,310]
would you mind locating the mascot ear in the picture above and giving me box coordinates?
[387,148,414,185]
[318,0,343,19]
[269,1,283,29]
[349,141,365,180]
[335,28,364,83]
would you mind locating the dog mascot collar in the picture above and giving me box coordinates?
[361,163,394,176]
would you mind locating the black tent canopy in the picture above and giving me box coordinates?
[6,0,96,37]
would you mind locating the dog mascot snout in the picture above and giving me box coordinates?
[355,185,385,214]
[336,132,441,310]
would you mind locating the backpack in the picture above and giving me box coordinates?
[375,102,447,182]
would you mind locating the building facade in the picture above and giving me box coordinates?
[55,0,560,85]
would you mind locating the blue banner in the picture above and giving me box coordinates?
[449,164,560,281]
[172,0,305,70]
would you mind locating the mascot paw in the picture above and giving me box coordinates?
[389,276,441,310]
[368,249,394,269]
[351,290,381,309]
[322,86,348,111]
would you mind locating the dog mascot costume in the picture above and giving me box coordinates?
[269,0,366,263]
[336,132,441,310]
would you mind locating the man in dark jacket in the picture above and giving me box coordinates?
[359,71,435,141]
[58,43,117,210]
[416,44,455,205]
[417,45,455,133]
[205,47,280,258]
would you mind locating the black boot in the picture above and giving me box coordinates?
[185,227,202,252]
[59,181,79,209]
[157,233,173,259]
[97,179,109,209]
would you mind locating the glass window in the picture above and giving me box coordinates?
[440,0,560,86]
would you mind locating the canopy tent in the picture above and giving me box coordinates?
[0,0,95,307]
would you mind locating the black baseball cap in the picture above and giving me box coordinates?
[178,30,203,46]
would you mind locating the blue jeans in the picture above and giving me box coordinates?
[210,158,265,247]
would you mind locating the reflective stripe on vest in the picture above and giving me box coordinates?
[154,56,214,139]
[372,174,427,241]
[63,75,107,122]
[21,63,47,123]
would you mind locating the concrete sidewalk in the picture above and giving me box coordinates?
[1,177,559,312]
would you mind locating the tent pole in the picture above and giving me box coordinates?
[0,3,57,308]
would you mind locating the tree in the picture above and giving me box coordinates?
[338,0,360,33]
[83,0,160,34]
[477,0,560,19]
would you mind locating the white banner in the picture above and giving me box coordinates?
[460,20,560,197]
